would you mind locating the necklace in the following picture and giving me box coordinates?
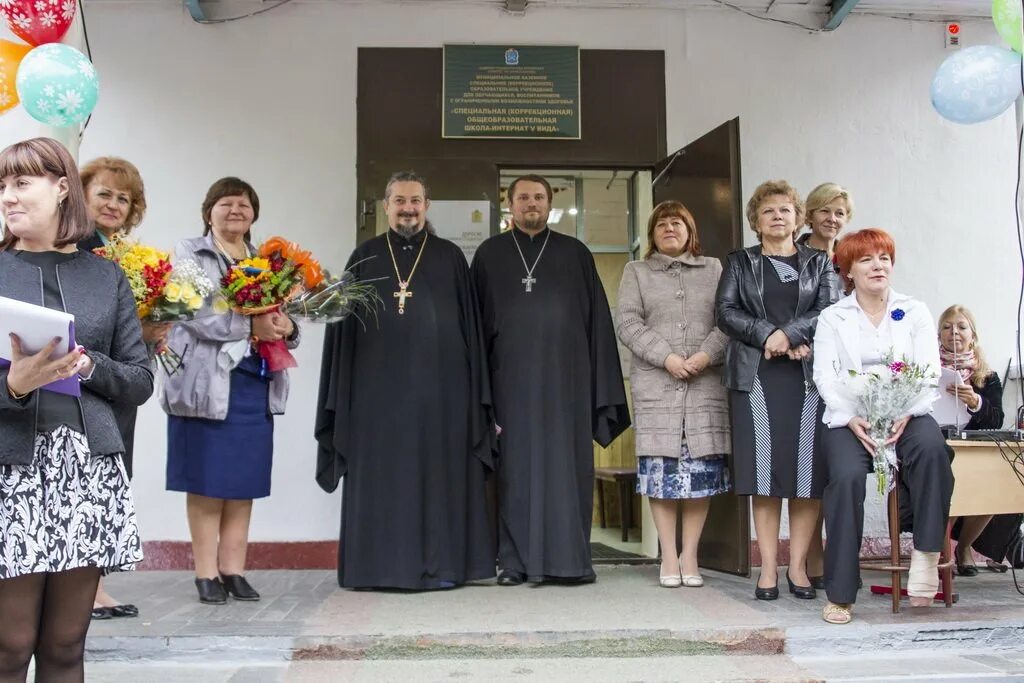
[213,235,249,263]
[511,228,550,293]
[385,230,428,315]
[859,298,887,321]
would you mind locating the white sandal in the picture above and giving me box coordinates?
[823,602,852,625]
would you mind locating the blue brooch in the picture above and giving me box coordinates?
[891,308,905,321]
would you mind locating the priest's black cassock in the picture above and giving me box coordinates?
[471,226,631,582]
[315,226,495,590]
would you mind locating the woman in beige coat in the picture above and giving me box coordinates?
[616,201,731,588]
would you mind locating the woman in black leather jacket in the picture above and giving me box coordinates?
[716,180,838,601]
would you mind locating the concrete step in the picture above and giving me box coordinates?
[84,568,1024,665]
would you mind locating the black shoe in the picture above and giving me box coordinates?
[90,607,113,620]
[545,571,597,585]
[195,577,227,605]
[497,569,525,586]
[754,574,779,601]
[220,574,260,601]
[786,571,817,600]
[956,558,979,577]
[109,603,139,618]
[808,575,825,590]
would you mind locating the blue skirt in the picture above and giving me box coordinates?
[166,356,274,500]
[637,431,730,500]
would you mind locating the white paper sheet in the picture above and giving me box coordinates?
[933,367,972,427]
[0,295,75,359]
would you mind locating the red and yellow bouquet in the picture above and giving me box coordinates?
[220,236,325,372]
[94,235,217,374]
[93,236,174,319]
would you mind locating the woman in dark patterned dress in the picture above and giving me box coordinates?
[0,138,151,681]
[78,156,161,620]
[716,180,838,601]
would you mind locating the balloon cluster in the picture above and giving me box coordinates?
[931,0,1023,124]
[1,0,98,126]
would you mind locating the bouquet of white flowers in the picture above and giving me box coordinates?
[837,353,937,495]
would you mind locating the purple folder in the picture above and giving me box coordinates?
[0,321,80,397]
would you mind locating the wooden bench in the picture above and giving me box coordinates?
[595,467,637,543]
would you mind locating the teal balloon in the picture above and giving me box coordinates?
[931,45,1022,124]
[15,44,98,128]
[993,0,1023,54]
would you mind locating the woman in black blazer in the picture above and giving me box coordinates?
[0,138,152,681]
[938,304,1013,575]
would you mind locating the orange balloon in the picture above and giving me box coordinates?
[0,39,31,115]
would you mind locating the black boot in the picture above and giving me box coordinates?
[220,574,260,601]
[195,577,227,605]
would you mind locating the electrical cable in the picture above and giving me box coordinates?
[76,0,92,136]
[1015,0,1024,427]
[191,0,298,24]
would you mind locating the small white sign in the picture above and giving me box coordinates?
[428,201,491,263]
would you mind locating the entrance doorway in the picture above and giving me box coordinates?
[354,45,746,576]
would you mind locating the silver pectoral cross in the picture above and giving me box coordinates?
[393,281,413,314]
[522,275,536,293]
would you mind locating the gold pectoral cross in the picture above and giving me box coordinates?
[394,281,413,315]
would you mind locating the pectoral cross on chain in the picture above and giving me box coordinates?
[393,281,413,315]
[512,228,550,295]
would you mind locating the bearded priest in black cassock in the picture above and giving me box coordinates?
[471,175,631,586]
[314,171,496,590]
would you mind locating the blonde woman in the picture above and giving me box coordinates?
[938,304,1008,576]
[801,184,854,587]
[797,183,853,259]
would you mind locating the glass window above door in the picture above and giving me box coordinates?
[499,169,636,253]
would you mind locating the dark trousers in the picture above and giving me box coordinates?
[821,415,954,604]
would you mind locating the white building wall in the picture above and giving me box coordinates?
[2,3,1019,544]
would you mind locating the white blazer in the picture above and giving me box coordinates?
[812,289,940,429]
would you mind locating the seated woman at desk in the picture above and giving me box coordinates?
[938,304,1011,576]
[813,228,953,624]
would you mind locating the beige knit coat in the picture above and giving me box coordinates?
[615,252,730,459]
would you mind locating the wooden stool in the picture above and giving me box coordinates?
[595,467,637,543]
[860,468,955,613]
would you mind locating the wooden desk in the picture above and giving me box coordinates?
[947,440,1024,517]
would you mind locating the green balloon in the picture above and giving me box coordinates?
[993,0,1023,54]
[15,44,99,128]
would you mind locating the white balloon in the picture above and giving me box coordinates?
[930,45,1022,124]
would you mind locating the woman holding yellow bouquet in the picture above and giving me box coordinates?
[79,157,172,361]
[78,156,163,621]
[161,177,299,605]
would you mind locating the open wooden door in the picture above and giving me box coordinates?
[653,117,750,577]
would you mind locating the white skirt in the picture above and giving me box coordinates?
[0,425,142,580]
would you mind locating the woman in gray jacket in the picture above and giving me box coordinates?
[616,201,731,588]
[161,177,299,605]
[0,138,152,682]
